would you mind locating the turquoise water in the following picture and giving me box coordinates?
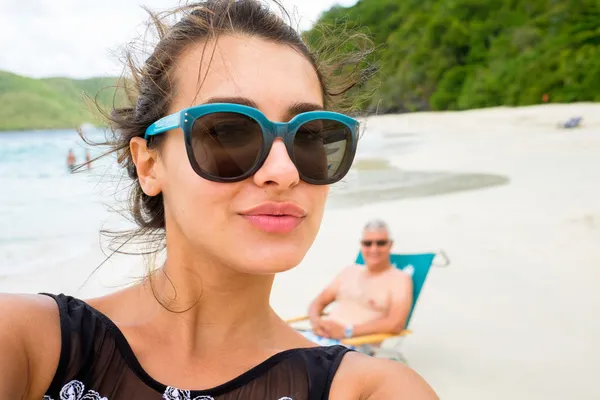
[0,129,122,276]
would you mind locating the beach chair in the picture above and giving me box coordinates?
[287,250,449,362]
[557,116,582,129]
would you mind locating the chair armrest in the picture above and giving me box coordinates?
[285,312,331,325]
[286,316,413,346]
[341,330,412,346]
[285,315,310,324]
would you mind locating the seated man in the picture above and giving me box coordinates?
[304,219,413,345]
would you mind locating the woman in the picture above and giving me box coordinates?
[0,1,437,399]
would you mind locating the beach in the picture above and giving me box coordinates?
[1,103,599,399]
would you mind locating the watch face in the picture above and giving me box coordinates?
[344,326,353,338]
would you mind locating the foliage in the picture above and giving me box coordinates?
[3,0,600,130]
[308,0,600,113]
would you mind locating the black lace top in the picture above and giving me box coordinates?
[40,293,352,400]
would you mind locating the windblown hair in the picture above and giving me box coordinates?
[83,0,376,262]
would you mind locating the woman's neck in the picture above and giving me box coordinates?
[135,254,281,357]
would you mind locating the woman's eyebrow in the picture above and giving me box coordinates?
[202,96,324,119]
[202,96,259,108]
[287,102,325,118]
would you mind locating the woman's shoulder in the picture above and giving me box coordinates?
[0,293,62,353]
[0,293,62,399]
[0,292,60,321]
[330,351,438,399]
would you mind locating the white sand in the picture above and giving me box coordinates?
[2,103,599,399]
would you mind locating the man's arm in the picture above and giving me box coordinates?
[307,267,352,335]
[352,272,413,337]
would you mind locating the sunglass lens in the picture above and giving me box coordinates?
[361,240,388,247]
[293,119,352,183]
[190,112,263,179]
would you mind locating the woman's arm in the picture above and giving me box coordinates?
[360,357,438,399]
[0,294,61,399]
[0,307,29,398]
[330,352,438,399]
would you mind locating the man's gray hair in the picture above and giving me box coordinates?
[363,219,391,236]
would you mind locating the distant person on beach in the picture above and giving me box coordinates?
[85,150,92,170]
[66,148,76,173]
[0,1,436,399]
[305,219,414,343]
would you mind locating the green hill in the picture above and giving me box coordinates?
[0,71,124,131]
[307,0,600,113]
[4,0,600,130]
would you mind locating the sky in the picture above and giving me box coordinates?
[0,0,358,79]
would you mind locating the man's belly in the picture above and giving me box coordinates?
[326,300,386,326]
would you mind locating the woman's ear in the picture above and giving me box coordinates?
[130,137,162,196]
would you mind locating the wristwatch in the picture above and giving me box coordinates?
[344,324,354,339]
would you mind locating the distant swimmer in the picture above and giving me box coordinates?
[85,150,92,170]
[67,149,76,173]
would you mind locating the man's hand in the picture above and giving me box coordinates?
[318,319,346,340]
[307,266,352,338]
[309,315,328,337]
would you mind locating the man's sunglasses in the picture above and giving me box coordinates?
[361,240,390,247]
[144,103,359,185]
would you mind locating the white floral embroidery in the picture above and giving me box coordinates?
[42,380,107,400]
[62,380,84,400]
[163,387,214,400]
[81,391,107,400]
[45,381,292,400]
[161,387,292,400]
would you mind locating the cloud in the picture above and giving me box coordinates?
[0,0,357,79]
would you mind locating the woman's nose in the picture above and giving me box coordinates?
[252,138,300,190]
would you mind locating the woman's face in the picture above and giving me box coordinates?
[139,35,329,274]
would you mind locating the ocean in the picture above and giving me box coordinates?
[0,127,421,276]
[0,129,124,276]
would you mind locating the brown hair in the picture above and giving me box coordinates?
[84,0,375,263]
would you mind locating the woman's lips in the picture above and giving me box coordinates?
[239,202,307,234]
[241,214,303,233]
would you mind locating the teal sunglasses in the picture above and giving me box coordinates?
[145,103,359,185]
